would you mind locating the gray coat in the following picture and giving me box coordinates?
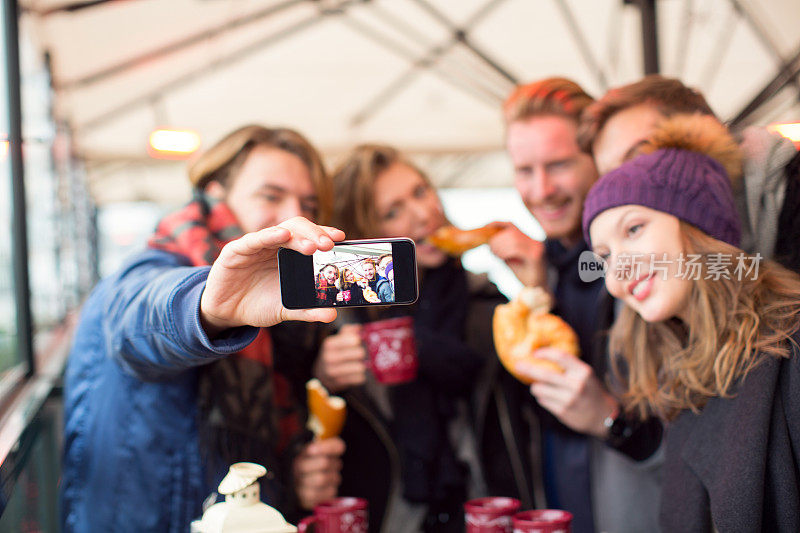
[661,338,800,532]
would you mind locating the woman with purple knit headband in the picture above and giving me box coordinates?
[582,114,800,532]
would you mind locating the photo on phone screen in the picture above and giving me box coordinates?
[279,238,417,309]
[314,242,395,306]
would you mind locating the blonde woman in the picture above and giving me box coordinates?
[337,267,366,306]
[581,117,800,531]
[315,144,506,532]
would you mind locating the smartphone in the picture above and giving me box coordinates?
[278,238,418,309]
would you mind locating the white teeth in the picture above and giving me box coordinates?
[632,283,644,296]
[632,276,652,297]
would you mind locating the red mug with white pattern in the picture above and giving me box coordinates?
[465,497,521,532]
[361,316,418,384]
[297,497,368,533]
[511,509,572,533]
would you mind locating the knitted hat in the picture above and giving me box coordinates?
[582,114,742,247]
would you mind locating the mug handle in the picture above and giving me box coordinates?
[297,516,317,533]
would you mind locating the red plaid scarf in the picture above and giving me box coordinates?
[149,193,301,458]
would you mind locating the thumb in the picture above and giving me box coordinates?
[338,323,363,336]
[531,347,580,370]
[283,308,338,324]
[319,437,346,456]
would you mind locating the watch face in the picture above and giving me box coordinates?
[609,414,627,437]
[606,411,635,447]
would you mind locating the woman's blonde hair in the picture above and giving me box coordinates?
[610,222,800,421]
[331,144,434,239]
[339,267,355,289]
[188,124,332,223]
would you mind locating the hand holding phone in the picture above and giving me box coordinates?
[278,238,418,309]
[200,217,344,335]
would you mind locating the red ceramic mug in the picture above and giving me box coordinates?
[361,316,418,384]
[464,497,521,532]
[511,510,573,533]
[297,497,368,533]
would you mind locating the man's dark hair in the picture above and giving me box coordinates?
[578,75,716,153]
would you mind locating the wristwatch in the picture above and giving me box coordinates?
[603,405,634,447]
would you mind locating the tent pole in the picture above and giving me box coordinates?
[638,0,660,74]
[3,0,34,376]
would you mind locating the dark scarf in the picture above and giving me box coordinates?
[148,193,303,478]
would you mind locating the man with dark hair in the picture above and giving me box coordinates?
[478,78,664,533]
[580,74,800,272]
[577,74,715,175]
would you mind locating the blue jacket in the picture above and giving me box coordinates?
[61,249,259,532]
[375,276,394,303]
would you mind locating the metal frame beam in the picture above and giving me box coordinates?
[407,0,517,84]
[672,0,693,77]
[364,2,511,96]
[349,0,510,127]
[728,0,800,94]
[76,1,361,131]
[698,6,738,89]
[22,0,117,17]
[56,0,305,91]
[729,43,800,128]
[553,0,608,91]
[339,10,506,112]
[3,0,34,377]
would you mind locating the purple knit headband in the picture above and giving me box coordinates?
[582,148,741,248]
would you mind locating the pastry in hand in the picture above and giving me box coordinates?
[493,287,580,384]
[362,287,381,303]
[426,224,502,256]
[306,379,346,440]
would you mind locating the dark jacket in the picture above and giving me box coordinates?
[336,259,504,533]
[774,150,800,274]
[317,284,339,306]
[337,283,366,306]
[661,334,800,532]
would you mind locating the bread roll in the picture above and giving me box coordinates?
[493,287,580,384]
[306,379,346,440]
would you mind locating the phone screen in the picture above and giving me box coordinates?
[314,242,396,306]
[279,238,417,309]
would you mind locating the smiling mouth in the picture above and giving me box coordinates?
[534,199,571,217]
[628,273,655,301]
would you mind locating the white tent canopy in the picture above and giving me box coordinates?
[19,0,800,204]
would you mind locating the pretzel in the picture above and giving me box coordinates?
[493,287,580,384]
[426,224,502,256]
[306,379,346,440]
